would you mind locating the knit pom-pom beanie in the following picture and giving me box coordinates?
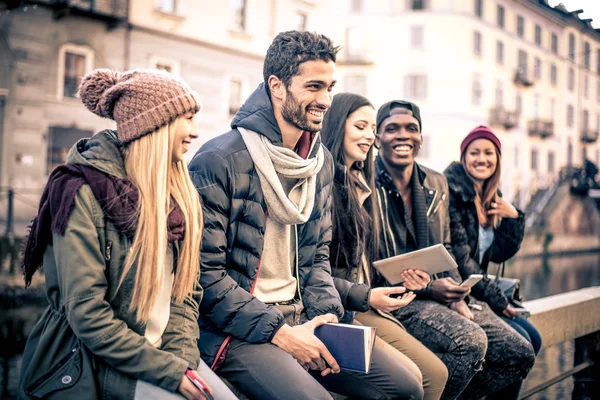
[78,68,202,143]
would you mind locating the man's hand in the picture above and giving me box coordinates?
[369,287,417,312]
[271,314,340,376]
[401,269,431,290]
[502,305,520,319]
[449,300,474,320]
[430,277,470,303]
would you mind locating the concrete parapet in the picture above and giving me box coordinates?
[525,286,600,348]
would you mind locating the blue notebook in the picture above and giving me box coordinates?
[314,323,377,374]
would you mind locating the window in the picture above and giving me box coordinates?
[229,78,243,116]
[295,12,307,31]
[569,33,575,61]
[231,0,247,31]
[410,26,424,49]
[518,49,528,77]
[474,0,483,18]
[515,93,522,115]
[149,56,180,76]
[350,0,363,12]
[597,79,600,102]
[345,74,367,97]
[346,27,368,59]
[404,74,427,100]
[158,0,177,13]
[551,33,558,54]
[57,43,94,99]
[550,64,557,85]
[497,5,504,28]
[47,126,93,173]
[517,15,524,37]
[410,0,427,11]
[531,149,538,172]
[585,75,589,98]
[597,49,600,75]
[535,25,542,47]
[567,104,574,127]
[583,109,589,132]
[534,58,541,80]
[548,151,555,173]
[568,67,575,91]
[473,31,482,56]
[584,42,591,69]
[472,73,482,106]
[534,93,540,117]
[567,140,573,165]
[496,40,504,65]
[495,81,503,107]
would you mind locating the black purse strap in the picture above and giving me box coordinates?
[493,262,505,281]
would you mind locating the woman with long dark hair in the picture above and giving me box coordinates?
[19,69,237,400]
[444,126,540,399]
[322,93,448,400]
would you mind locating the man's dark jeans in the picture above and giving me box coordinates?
[217,302,424,400]
[393,298,535,400]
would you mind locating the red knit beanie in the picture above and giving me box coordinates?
[79,68,202,144]
[460,125,502,156]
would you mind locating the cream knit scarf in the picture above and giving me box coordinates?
[238,127,324,224]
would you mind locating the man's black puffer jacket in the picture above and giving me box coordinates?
[189,83,344,366]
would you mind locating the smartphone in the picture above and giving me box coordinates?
[512,307,531,318]
[460,274,483,289]
[185,369,214,400]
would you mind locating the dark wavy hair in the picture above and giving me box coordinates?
[321,93,380,280]
[263,31,339,94]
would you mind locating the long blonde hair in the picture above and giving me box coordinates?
[121,118,202,322]
[461,150,502,229]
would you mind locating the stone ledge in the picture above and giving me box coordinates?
[524,286,600,348]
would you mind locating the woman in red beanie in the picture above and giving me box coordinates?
[443,126,540,399]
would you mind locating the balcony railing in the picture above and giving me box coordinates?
[48,0,128,25]
[528,119,554,138]
[580,128,599,143]
[489,107,519,130]
[514,68,534,88]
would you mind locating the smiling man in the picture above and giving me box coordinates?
[189,32,415,400]
[373,100,535,400]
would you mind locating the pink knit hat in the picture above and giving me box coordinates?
[460,125,502,156]
[79,68,202,143]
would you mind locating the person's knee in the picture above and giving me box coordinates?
[422,355,448,390]
[457,325,488,368]
[392,373,425,400]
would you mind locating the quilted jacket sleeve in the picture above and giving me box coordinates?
[448,191,509,314]
[333,277,371,313]
[189,150,285,343]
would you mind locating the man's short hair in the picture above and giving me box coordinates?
[263,31,339,92]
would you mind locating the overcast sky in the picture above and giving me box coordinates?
[548,0,600,28]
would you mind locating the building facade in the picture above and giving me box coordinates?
[318,0,600,208]
[0,0,318,225]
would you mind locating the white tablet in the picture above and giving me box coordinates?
[372,244,458,285]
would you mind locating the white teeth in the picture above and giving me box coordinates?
[308,110,325,117]
[393,145,412,151]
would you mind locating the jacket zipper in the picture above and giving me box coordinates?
[104,240,112,261]
[426,189,439,217]
[295,224,302,304]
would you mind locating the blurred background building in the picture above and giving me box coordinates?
[317,0,600,209]
[0,0,599,222]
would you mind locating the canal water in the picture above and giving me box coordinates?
[1,252,599,399]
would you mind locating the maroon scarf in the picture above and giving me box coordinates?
[22,164,185,286]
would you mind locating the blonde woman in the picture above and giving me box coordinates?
[19,69,237,400]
